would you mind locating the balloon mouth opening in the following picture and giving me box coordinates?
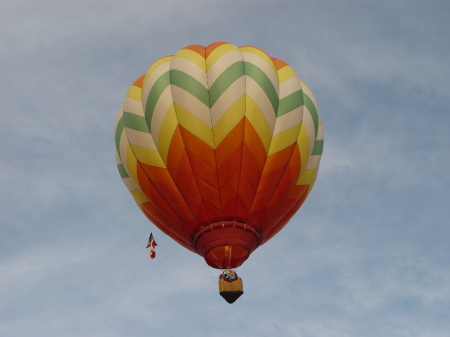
[193,221,259,269]
[205,245,249,269]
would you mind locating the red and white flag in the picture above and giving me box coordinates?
[146,232,158,259]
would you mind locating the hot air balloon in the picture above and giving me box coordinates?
[114,42,323,303]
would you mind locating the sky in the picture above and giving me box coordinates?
[1,0,449,336]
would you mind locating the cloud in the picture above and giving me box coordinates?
[1,1,450,336]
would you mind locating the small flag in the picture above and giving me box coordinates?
[146,232,158,259]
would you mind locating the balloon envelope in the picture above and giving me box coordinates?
[114,42,323,269]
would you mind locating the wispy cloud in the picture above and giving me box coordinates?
[1,0,449,336]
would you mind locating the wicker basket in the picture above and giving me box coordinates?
[219,277,244,303]
[219,277,243,292]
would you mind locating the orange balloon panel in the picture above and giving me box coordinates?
[114,42,323,269]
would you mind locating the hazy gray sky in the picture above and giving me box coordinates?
[1,1,449,336]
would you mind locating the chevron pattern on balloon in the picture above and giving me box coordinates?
[114,42,323,266]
